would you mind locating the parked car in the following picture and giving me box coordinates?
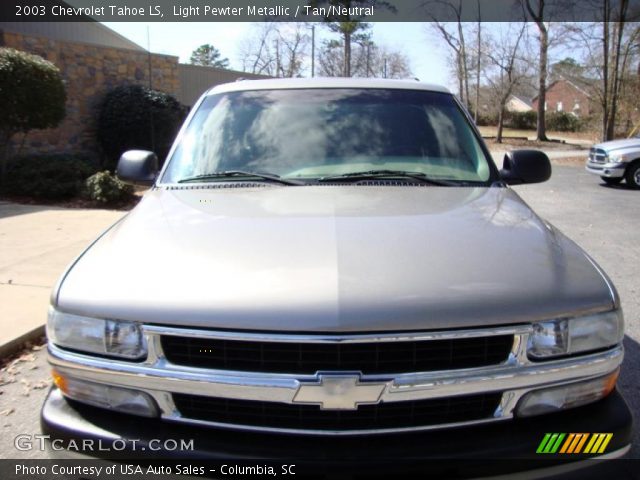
[42,78,631,477]
[586,135,640,188]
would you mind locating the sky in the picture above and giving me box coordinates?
[103,22,454,89]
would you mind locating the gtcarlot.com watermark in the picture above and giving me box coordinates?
[14,434,194,452]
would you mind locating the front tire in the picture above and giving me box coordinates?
[625,162,640,189]
[601,176,623,185]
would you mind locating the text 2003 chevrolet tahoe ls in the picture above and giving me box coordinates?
[42,78,632,477]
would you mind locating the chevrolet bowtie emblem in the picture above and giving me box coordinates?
[292,374,388,410]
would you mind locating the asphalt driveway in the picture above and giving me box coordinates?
[0,164,638,459]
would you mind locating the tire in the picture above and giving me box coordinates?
[601,176,623,185]
[625,162,640,189]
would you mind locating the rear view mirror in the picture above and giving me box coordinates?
[116,150,159,186]
[500,150,551,185]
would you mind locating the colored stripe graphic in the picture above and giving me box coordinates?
[573,433,589,453]
[536,433,565,453]
[537,433,552,453]
[584,433,613,454]
[597,434,613,453]
[538,433,613,454]
[559,434,575,454]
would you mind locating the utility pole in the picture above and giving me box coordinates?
[366,41,371,77]
[147,25,155,153]
[311,24,315,77]
[475,0,481,123]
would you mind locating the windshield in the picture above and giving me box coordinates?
[162,88,495,184]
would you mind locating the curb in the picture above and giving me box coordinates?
[0,325,45,359]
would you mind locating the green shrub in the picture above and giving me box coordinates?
[505,111,537,130]
[83,171,133,204]
[0,48,67,183]
[546,112,581,132]
[97,84,186,171]
[0,48,66,137]
[475,112,498,127]
[3,154,95,199]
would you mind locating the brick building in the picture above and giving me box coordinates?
[0,19,266,157]
[532,78,593,117]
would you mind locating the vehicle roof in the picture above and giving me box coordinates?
[205,77,451,96]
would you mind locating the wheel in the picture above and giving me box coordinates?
[625,162,640,189]
[601,176,623,185]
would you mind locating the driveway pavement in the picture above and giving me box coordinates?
[0,202,125,353]
[0,163,638,459]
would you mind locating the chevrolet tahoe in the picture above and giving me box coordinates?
[41,78,632,477]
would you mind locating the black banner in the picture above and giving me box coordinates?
[1,458,640,480]
[1,0,639,23]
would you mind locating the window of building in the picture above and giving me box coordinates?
[557,102,563,112]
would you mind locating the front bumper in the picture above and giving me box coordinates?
[41,387,632,478]
[47,326,625,436]
[585,161,626,178]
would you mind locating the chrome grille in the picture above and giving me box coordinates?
[589,148,607,163]
[172,392,503,432]
[161,334,514,374]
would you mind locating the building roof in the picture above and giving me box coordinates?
[206,77,451,96]
[509,94,533,108]
[532,76,593,102]
[0,20,145,51]
[0,1,145,51]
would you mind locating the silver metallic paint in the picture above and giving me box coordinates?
[55,185,615,332]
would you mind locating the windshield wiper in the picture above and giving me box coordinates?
[178,171,302,186]
[316,170,458,186]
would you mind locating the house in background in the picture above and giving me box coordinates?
[505,95,533,113]
[0,16,266,158]
[532,77,593,117]
[475,87,535,117]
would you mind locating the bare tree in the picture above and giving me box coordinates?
[484,23,530,143]
[318,39,347,77]
[369,44,412,78]
[566,0,637,140]
[525,0,550,141]
[425,1,471,107]
[474,0,482,122]
[275,24,311,78]
[318,38,412,78]
[238,23,277,76]
[238,23,311,78]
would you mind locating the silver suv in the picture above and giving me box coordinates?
[42,79,631,477]
[586,136,640,188]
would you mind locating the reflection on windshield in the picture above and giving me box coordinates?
[162,88,493,184]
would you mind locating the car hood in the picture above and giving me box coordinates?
[56,185,615,332]
[595,138,640,153]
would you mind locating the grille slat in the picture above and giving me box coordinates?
[173,393,502,431]
[589,148,607,163]
[161,334,514,374]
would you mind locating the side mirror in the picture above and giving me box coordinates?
[500,149,551,185]
[116,150,159,186]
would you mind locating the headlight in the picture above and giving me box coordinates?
[527,310,623,360]
[608,155,622,164]
[47,307,147,360]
